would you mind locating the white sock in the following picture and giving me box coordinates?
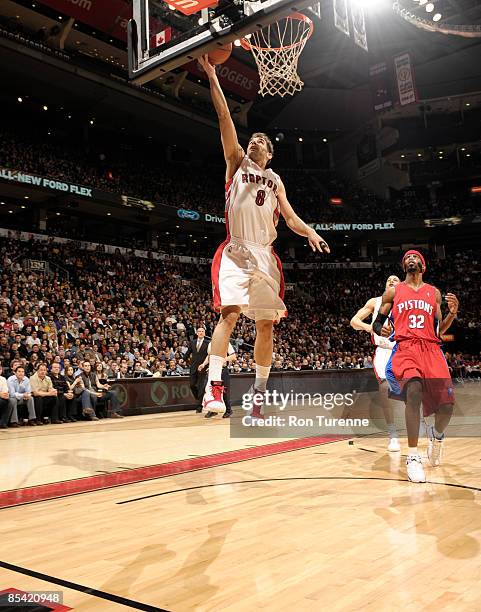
[208,355,224,384]
[387,423,398,439]
[255,364,271,392]
[408,446,419,456]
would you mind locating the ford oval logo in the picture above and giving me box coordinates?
[177,209,200,221]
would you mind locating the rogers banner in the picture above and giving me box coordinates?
[187,58,259,101]
[38,0,133,41]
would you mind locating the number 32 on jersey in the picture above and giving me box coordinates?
[409,314,425,329]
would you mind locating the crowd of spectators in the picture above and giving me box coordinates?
[2,126,480,225]
[0,233,479,423]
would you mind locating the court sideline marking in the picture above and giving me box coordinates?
[0,435,346,509]
[0,560,169,612]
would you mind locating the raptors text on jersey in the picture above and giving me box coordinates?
[225,156,281,246]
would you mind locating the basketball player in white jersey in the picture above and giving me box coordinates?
[199,55,330,415]
[351,275,401,452]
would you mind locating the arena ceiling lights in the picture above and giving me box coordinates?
[393,0,481,37]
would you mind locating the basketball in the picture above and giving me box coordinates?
[208,43,232,65]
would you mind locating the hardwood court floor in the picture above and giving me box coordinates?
[1,411,481,611]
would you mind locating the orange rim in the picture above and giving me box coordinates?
[240,12,314,52]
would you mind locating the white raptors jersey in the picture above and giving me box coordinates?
[372,296,395,350]
[226,156,281,246]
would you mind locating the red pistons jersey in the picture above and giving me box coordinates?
[225,155,281,246]
[391,282,439,343]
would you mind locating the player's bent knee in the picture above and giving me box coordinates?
[220,308,240,328]
[255,319,274,336]
[438,403,454,415]
[405,379,423,398]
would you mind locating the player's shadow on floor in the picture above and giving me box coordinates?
[374,465,481,559]
[98,543,177,601]
[99,519,237,609]
[169,518,238,605]
[51,448,143,474]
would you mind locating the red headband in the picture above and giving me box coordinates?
[402,250,426,273]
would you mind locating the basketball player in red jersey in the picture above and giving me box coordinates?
[373,250,459,483]
[199,55,330,416]
[351,275,401,452]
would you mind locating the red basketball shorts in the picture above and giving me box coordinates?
[385,339,455,416]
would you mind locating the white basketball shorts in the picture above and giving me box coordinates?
[373,346,394,382]
[211,237,287,322]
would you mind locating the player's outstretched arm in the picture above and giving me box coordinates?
[439,291,459,335]
[199,55,244,180]
[350,299,376,333]
[372,287,395,336]
[277,181,330,253]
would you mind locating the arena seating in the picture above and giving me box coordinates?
[0,235,479,390]
[1,124,480,224]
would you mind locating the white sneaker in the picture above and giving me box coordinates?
[406,455,426,483]
[427,426,444,467]
[387,437,401,452]
[202,383,226,415]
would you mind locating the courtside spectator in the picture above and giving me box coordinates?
[7,365,36,426]
[30,363,61,424]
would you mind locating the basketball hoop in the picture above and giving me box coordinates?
[240,12,314,98]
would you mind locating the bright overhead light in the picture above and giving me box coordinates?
[461,147,466,151]
[17,97,23,103]
[433,13,442,22]
[465,102,471,107]
[351,0,384,8]
[401,154,405,158]
[323,137,328,143]
[417,153,422,157]
[425,3,434,13]
[43,105,48,111]
[298,137,303,142]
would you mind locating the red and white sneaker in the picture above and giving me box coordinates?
[202,382,226,415]
[249,386,265,420]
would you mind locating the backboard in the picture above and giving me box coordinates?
[128,0,318,84]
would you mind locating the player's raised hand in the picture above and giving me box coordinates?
[198,54,216,79]
[307,230,330,253]
[445,292,459,315]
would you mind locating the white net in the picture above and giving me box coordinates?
[242,14,313,98]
